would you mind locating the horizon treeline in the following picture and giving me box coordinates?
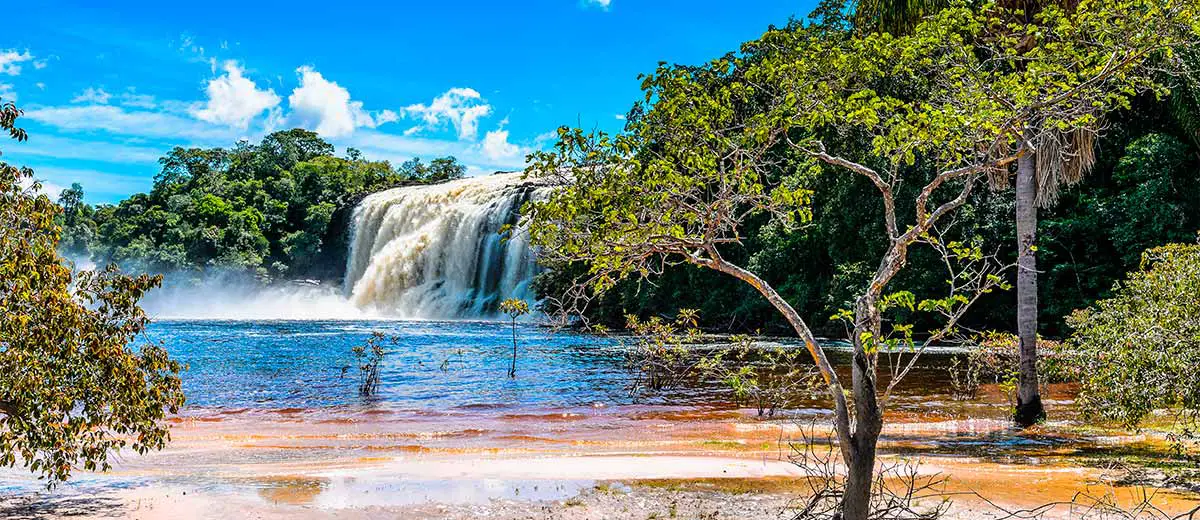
[57,128,466,282]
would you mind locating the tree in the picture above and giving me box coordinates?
[397,156,467,182]
[56,183,95,258]
[852,0,946,35]
[524,1,1194,516]
[526,17,1005,520]
[499,298,529,378]
[351,333,391,397]
[0,98,185,485]
[853,0,1198,426]
[848,0,1072,428]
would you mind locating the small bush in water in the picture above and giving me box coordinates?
[499,299,530,378]
[352,332,393,397]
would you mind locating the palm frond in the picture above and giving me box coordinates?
[1033,126,1097,208]
[852,0,949,35]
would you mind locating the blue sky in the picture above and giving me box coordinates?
[2,0,811,203]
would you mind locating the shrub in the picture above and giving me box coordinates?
[1066,237,1200,462]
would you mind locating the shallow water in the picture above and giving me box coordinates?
[12,319,1177,518]
[150,319,644,411]
[148,319,966,415]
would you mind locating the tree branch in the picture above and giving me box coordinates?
[805,144,899,240]
[691,248,857,465]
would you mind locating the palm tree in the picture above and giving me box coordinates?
[851,0,1098,427]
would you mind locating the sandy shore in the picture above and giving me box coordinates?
[1,402,1196,519]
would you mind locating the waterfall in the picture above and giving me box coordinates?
[343,172,545,319]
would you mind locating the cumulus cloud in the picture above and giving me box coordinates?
[17,175,65,199]
[584,0,612,9]
[0,83,15,102]
[287,66,393,138]
[0,50,34,75]
[72,87,112,104]
[481,119,523,162]
[375,109,400,125]
[404,87,492,141]
[192,61,281,129]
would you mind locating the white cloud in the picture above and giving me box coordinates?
[261,106,285,133]
[24,104,240,143]
[375,109,399,125]
[0,50,34,75]
[0,83,15,102]
[72,87,112,104]
[35,82,45,90]
[119,90,157,109]
[7,134,164,164]
[481,119,524,162]
[17,175,65,199]
[287,66,393,138]
[482,128,519,161]
[343,126,532,175]
[191,61,280,129]
[177,33,204,57]
[614,114,626,121]
[404,87,492,141]
[584,0,612,9]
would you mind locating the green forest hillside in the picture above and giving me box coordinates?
[58,129,467,282]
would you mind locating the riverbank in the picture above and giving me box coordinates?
[2,401,1196,519]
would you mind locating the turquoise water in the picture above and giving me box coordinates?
[149,320,654,411]
[147,319,959,415]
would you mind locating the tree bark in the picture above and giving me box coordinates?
[509,319,518,378]
[841,297,885,520]
[699,253,856,466]
[1014,150,1046,427]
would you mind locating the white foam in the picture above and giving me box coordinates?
[343,172,546,319]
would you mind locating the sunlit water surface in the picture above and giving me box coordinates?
[148,319,976,419]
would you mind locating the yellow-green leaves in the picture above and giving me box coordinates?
[1,141,185,485]
[1067,240,1200,432]
[523,53,816,304]
[499,298,530,319]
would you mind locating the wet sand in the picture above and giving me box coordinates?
[1,388,1197,520]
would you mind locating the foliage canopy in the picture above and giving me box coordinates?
[0,99,185,484]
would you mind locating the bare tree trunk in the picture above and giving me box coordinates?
[842,298,885,520]
[1014,150,1046,427]
[508,319,518,378]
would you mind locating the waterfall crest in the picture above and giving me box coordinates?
[343,172,544,319]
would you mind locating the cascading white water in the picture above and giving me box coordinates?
[343,172,546,319]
